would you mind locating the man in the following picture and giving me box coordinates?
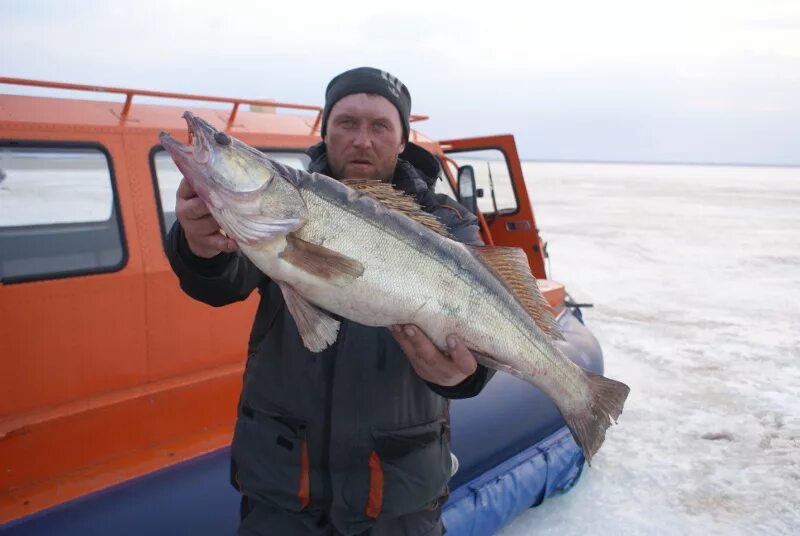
[166,67,492,535]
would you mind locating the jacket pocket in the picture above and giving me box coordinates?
[231,403,310,512]
[367,419,451,519]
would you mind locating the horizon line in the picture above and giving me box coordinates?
[518,158,800,168]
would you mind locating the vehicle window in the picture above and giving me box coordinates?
[0,145,125,283]
[445,149,518,214]
[151,149,311,235]
[434,161,458,202]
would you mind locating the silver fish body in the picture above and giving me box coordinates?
[160,112,629,462]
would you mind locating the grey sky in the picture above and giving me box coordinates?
[2,0,798,164]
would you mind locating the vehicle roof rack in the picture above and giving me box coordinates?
[0,77,429,133]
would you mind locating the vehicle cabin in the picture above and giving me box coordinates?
[0,78,563,527]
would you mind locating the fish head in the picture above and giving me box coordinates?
[159,111,307,244]
[159,111,275,207]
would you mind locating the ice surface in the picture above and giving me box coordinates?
[2,155,797,533]
[498,162,800,535]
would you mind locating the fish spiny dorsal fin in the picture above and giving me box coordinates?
[342,179,451,238]
[468,245,565,341]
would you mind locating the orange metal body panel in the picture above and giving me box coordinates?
[0,125,148,418]
[0,91,318,522]
[0,80,560,524]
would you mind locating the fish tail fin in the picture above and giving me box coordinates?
[563,372,630,465]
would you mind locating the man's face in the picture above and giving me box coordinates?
[323,93,406,182]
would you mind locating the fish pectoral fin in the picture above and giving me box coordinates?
[216,207,304,245]
[467,244,564,341]
[277,281,340,352]
[279,234,364,286]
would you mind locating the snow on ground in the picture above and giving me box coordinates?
[2,153,797,533]
[499,162,800,535]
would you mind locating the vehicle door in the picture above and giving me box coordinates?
[440,135,547,279]
[0,132,148,494]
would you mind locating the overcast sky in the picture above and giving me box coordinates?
[2,0,799,164]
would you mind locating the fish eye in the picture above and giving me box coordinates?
[214,132,231,145]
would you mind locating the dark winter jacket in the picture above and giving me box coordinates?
[165,143,492,535]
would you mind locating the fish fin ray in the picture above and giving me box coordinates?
[277,281,340,352]
[467,245,564,340]
[216,207,303,245]
[473,352,527,379]
[563,372,630,465]
[342,179,451,238]
[279,233,364,285]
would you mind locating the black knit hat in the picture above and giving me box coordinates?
[321,67,412,141]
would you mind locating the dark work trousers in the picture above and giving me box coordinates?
[238,496,444,536]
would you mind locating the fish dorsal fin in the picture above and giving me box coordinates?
[468,245,564,340]
[342,179,451,237]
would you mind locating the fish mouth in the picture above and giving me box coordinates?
[159,112,217,157]
[158,130,189,157]
[158,112,218,203]
[181,111,215,146]
[183,111,218,163]
[158,129,194,173]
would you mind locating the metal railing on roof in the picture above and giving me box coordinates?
[0,77,429,135]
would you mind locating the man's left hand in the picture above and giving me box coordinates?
[389,325,478,387]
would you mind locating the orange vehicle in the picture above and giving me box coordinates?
[0,78,601,535]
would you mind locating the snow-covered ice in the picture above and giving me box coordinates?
[2,153,797,534]
[500,162,800,535]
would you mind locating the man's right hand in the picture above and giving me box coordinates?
[175,177,238,258]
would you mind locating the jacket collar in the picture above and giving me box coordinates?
[305,142,442,213]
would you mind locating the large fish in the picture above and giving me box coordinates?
[160,112,630,463]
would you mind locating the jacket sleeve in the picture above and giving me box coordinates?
[426,365,496,399]
[165,221,266,307]
[425,194,494,399]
